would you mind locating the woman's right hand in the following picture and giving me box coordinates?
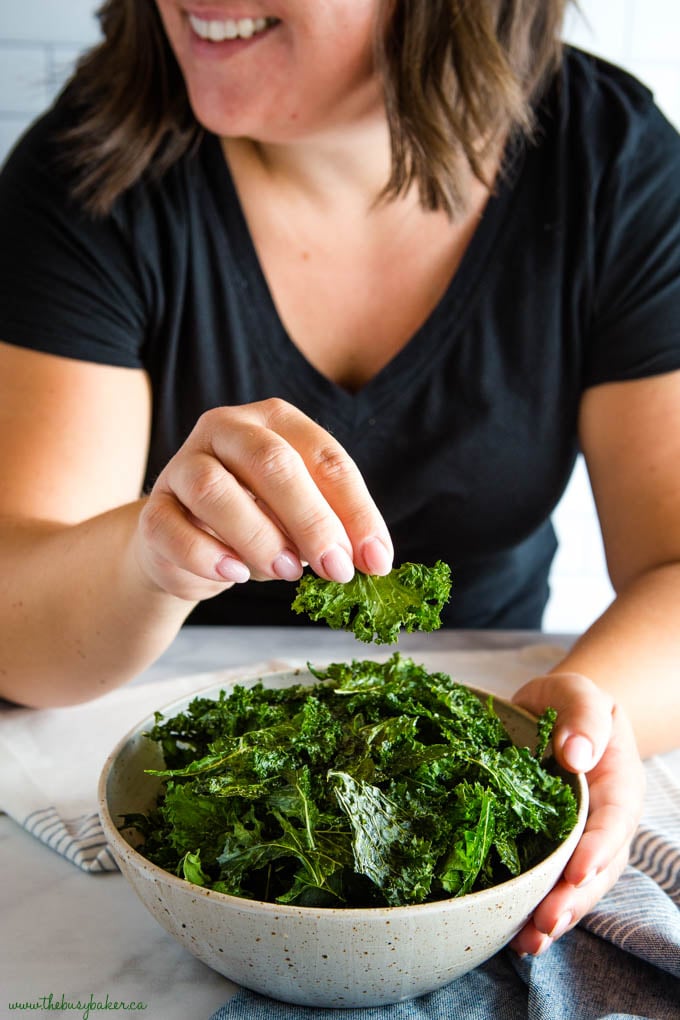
[134,398,394,602]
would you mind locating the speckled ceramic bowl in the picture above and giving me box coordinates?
[98,668,588,1008]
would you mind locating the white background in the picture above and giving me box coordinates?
[1,1,679,633]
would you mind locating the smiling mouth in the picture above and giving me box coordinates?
[188,13,280,41]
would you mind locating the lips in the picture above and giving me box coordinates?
[187,12,279,41]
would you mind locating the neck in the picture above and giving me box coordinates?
[223,110,397,214]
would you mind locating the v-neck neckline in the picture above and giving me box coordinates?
[201,134,527,429]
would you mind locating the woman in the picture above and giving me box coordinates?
[0,0,678,958]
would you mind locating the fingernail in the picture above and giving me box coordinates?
[320,545,355,583]
[272,550,303,581]
[361,537,393,576]
[534,934,553,956]
[563,734,594,773]
[548,911,572,940]
[575,868,599,889]
[216,556,250,583]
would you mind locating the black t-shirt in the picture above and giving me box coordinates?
[1,48,679,629]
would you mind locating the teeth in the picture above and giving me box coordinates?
[189,14,273,41]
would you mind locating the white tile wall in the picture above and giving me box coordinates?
[0,2,678,633]
[563,0,680,127]
[0,2,99,154]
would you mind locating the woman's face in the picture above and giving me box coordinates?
[154,1,385,142]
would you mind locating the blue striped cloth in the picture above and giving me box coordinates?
[20,805,118,872]
[580,750,680,981]
[210,750,680,1020]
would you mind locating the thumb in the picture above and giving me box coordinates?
[512,672,615,774]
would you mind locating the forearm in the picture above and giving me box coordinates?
[0,501,196,707]
[549,561,680,757]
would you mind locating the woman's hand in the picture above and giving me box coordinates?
[509,672,646,956]
[134,398,394,602]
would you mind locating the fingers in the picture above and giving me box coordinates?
[158,448,305,581]
[509,841,630,956]
[509,676,645,957]
[140,489,252,581]
[136,399,393,599]
[561,704,645,887]
[513,671,615,773]
[201,399,393,579]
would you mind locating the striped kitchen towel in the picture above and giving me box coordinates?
[0,659,290,872]
[580,747,680,979]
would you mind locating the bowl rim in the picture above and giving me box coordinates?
[98,666,589,919]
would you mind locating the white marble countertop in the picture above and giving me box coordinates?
[0,627,570,1020]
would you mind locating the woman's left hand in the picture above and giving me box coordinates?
[509,672,646,956]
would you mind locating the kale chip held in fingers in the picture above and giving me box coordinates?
[125,654,578,908]
[291,560,452,644]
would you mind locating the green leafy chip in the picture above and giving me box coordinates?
[291,560,452,644]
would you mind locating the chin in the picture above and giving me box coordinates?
[191,104,306,145]
[184,91,247,137]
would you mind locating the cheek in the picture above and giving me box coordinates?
[153,1,184,61]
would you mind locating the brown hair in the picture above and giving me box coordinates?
[60,0,571,218]
[377,0,571,214]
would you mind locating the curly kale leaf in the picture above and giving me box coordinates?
[535,706,557,760]
[437,784,496,896]
[330,770,437,906]
[291,560,452,644]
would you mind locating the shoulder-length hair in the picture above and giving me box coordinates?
[59,0,571,218]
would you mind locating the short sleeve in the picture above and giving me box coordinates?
[584,97,680,386]
[0,106,147,368]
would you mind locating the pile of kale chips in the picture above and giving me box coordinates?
[129,645,577,908]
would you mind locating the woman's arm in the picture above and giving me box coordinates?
[0,340,192,705]
[550,369,680,758]
[0,342,393,707]
[510,368,680,956]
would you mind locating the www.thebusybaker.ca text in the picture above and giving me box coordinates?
[8,992,148,1020]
